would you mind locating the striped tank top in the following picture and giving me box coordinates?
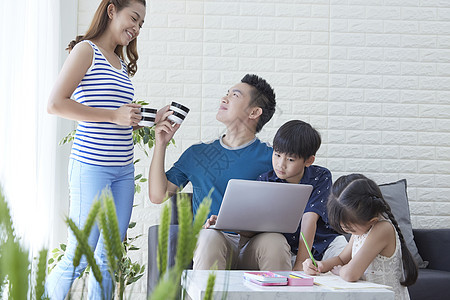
[70,40,134,166]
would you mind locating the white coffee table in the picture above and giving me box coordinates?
[182,270,395,300]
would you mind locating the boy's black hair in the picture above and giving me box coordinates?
[241,74,276,133]
[327,174,418,287]
[273,120,321,160]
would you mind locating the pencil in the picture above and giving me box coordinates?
[300,231,317,267]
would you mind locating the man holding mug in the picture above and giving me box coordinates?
[148,74,291,271]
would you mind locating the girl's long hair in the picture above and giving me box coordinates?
[327,174,418,286]
[66,0,146,77]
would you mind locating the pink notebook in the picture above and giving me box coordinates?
[243,271,288,284]
[243,271,314,287]
[282,271,314,286]
[243,277,288,286]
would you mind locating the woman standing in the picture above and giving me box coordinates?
[45,0,146,299]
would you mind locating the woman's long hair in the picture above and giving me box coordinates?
[327,174,418,286]
[66,0,146,77]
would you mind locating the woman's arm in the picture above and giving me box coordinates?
[47,42,141,126]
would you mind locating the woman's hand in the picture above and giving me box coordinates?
[204,215,217,229]
[112,103,142,126]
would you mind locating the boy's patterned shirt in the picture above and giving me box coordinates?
[258,165,339,260]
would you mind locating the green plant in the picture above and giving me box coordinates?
[0,186,49,300]
[47,243,91,288]
[46,188,146,299]
[115,222,145,298]
[151,192,215,300]
[203,271,216,300]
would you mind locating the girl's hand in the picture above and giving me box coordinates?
[113,103,142,126]
[204,215,217,229]
[331,265,342,276]
[154,110,180,146]
[302,258,320,275]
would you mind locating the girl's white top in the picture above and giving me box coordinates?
[352,220,410,300]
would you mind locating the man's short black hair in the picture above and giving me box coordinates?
[273,120,321,160]
[241,74,276,133]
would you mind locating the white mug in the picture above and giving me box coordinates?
[167,101,190,124]
[138,107,157,127]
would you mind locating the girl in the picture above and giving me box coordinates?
[303,174,418,300]
[45,1,146,299]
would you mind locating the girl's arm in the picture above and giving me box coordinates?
[338,221,394,282]
[47,42,141,126]
[303,236,353,275]
[321,236,353,272]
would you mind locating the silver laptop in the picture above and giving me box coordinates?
[209,179,313,233]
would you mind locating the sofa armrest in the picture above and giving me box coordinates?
[169,192,193,225]
[147,224,180,297]
[413,229,450,272]
[170,194,178,225]
[147,193,193,297]
[147,225,159,297]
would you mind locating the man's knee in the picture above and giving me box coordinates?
[250,233,291,270]
[196,229,228,249]
[194,230,233,270]
[253,232,290,253]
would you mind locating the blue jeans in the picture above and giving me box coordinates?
[45,159,135,300]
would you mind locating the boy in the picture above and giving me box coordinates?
[149,74,292,271]
[257,120,347,270]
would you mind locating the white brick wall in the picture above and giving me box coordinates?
[75,0,450,298]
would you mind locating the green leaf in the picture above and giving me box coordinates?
[60,244,66,251]
[143,134,149,145]
[126,274,144,285]
[128,222,136,229]
[135,174,142,180]
[59,130,76,145]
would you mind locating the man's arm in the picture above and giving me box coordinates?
[148,109,180,204]
[148,142,179,203]
[293,211,319,271]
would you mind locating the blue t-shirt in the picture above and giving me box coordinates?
[166,136,273,218]
[257,166,339,260]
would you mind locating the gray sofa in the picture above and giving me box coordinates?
[147,193,450,299]
[408,229,450,300]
